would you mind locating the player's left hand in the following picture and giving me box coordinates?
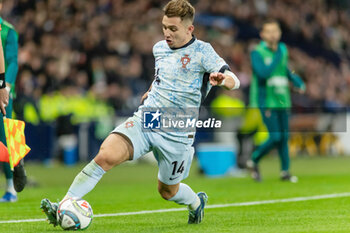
[209,72,225,86]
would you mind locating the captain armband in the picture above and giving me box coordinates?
[0,73,5,89]
[220,70,240,90]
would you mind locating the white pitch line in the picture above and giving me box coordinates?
[1,192,349,224]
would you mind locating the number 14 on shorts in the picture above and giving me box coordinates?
[170,160,185,180]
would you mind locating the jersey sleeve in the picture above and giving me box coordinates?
[5,29,18,85]
[201,43,228,73]
[287,68,305,90]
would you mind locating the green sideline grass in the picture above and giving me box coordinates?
[0,156,349,232]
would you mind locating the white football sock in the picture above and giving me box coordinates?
[6,179,16,196]
[168,183,200,210]
[65,160,105,200]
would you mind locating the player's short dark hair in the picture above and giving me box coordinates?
[163,0,195,23]
[261,19,280,30]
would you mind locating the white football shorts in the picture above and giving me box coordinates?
[112,116,194,185]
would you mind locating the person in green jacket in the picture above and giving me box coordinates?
[0,0,27,203]
[248,19,305,182]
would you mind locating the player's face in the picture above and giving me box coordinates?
[162,16,193,49]
[260,23,281,46]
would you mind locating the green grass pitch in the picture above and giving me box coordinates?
[0,156,349,232]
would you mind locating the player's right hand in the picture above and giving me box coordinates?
[0,88,8,115]
[209,72,225,86]
[140,91,149,104]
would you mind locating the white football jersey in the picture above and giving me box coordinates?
[135,37,229,144]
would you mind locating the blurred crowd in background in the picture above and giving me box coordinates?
[0,0,348,162]
[1,0,350,123]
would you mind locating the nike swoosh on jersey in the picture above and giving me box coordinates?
[169,176,180,180]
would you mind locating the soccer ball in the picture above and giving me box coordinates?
[57,197,93,230]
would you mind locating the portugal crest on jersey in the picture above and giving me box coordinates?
[125,121,134,128]
[181,55,191,69]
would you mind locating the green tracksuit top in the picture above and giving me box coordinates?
[0,17,18,87]
[250,41,291,108]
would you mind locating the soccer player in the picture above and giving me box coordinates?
[247,19,305,182]
[41,0,240,225]
[0,0,26,203]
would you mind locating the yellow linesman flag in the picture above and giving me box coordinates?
[3,118,31,170]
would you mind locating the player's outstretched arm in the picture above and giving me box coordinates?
[209,71,240,90]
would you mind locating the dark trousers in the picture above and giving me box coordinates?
[252,109,290,171]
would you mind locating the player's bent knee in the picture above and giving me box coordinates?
[94,134,132,171]
[94,149,117,171]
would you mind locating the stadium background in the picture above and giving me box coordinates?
[0,1,350,232]
[1,0,350,162]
